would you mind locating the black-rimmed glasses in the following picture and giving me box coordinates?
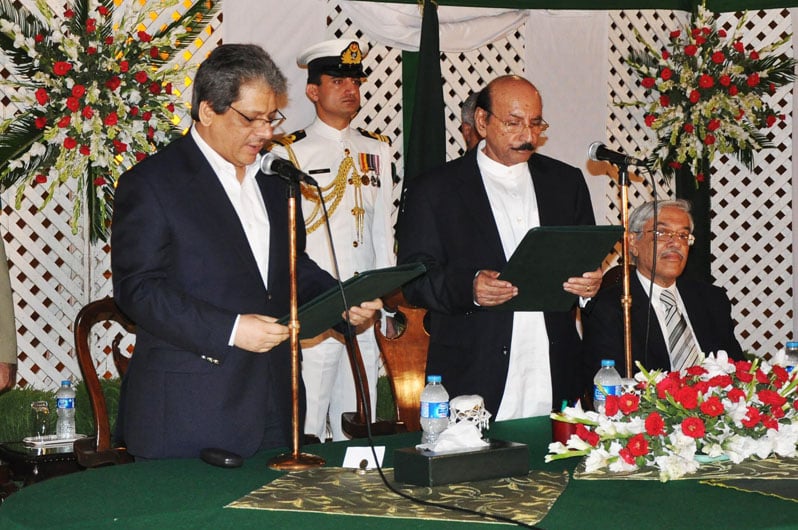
[228,105,286,130]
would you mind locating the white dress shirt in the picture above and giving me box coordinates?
[477,142,552,420]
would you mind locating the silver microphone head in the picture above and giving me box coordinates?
[259,151,278,175]
[587,141,603,162]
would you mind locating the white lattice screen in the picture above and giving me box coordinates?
[1,2,794,390]
[607,9,794,355]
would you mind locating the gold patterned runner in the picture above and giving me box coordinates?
[227,467,569,525]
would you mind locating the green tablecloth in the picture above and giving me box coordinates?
[1,417,797,529]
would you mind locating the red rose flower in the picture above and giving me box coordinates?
[644,114,657,127]
[742,406,762,428]
[769,82,776,94]
[72,85,86,98]
[641,77,656,89]
[729,85,739,96]
[64,8,75,18]
[105,76,121,91]
[98,5,109,16]
[120,61,130,73]
[698,74,714,89]
[670,30,681,39]
[684,123,694,134]
[719,74,731,87]
[35,87,48,105]
[681,417,705,439]
[135,152,148,162]
[35,174,47,184]
[87,46,97,55]
[34,116,47,129]
[105,36,114,45]
[711,51,725,64]
[691,28,702,38]
[148,82,162,95]
[689,90,700,103]
[733,41,744,53]
[708,374,732,388]
[104,112,119,126]
[696,173,705,183]
[747,73,760,87]
[685,44,698,56]
[165,83,173,95]
[86,18,96,32]
[758,389,787,408]
[728,387,746,402]
[704,134,716,146]
[770,365,789,387]
[619,447,635,465]
[130,107,140,117]
[82,106,94,119]
[645,412,665,436]
[616,394,637,415]
[142,111,153,121]
[147,126,155,139]
[677,386,699,410]
[113,139,128,153]
[660,67,672,81]
[718,29,727,37]
[662,50,670,60]
[576,424,600,447]
[166,103,175,113]
[134,71,149,84]
[750,50,760,60]
[35,34,44,43]
[707,118,721,132]
[627,433,649,457]
[79,145,90,156]
[756,369,770,384]
[766,115,777,127]
[762,415,779,430]
[57,116,71,128]
[63,137,77,150]
[93,177,106,186]
[150,46,160,59]
[700,396,725,417]
[659,95,670,107]
[605,394,620,416]
[686,365,707,377]
[53,61,72,76]
[66,97,80,112]
[668,161,682,169]
[137,30,152,42]
[695,35,706,46]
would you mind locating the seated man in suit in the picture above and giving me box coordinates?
[583,199,743,377]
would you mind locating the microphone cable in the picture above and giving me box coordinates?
[307,180,545,529]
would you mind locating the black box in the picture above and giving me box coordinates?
[392,440,529,487]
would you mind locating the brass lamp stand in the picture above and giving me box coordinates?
[617,163,634,378]
[268,180,325,471]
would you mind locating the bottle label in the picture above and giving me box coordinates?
[57,397,75,410]
[421,401,449,419]
[593,384,620,402]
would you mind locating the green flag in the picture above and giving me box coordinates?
[403,0,446,186]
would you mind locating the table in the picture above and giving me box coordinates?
[0,417,796,529]
[0,441,80,487]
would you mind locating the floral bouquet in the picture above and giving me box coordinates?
[622,3,797,186]
[547,352,798,482]
[0,0,219,242]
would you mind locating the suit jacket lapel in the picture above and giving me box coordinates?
[181,135,263,283]
[631,274,670,369]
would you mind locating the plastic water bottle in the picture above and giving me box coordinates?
[785,341,798,373]
[55,380,76,439]
[420,375,449,444]
[593,359,622,415]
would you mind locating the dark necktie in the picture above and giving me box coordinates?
[660,289,700,371]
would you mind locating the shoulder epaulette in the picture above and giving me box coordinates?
[357,127,391,146]
[270,129,307,148]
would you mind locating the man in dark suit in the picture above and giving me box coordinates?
[583,199,743,377]
[398,75,601,419]
[111,44,381,460]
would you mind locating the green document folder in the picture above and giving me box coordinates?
[278,263,426,339]
[495,225,623,312]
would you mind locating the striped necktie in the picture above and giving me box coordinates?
[660,289,701,371]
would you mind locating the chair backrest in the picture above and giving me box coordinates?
[373,290,429,432]
[73,297,135,460]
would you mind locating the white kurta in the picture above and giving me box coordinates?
[269,118,396,440]
[477,145,552,421]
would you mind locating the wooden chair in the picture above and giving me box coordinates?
[341,289,429,437]
[73,297,136,467]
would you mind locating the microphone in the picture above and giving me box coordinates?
[588,142,647,167]
[259,152,318,186]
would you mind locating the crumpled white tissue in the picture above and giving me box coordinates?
[416,420,489,453]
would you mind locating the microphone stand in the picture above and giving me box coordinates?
[617,163,634,378]
[268,179,325,471]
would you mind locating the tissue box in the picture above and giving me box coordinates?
[393,439,529,487]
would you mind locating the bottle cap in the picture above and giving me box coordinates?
[786,341,798,349]
[426,375,442,384]
[600,359,615,367]
[61,380,71,386]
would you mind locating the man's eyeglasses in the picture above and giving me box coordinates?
[228,105,286,130]
[485,110,549,134]
[641,230,696,246]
